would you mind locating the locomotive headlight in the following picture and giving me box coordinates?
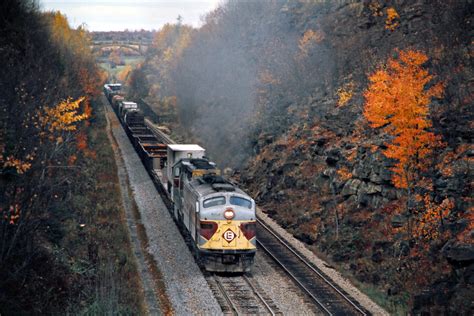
[224,208,235,220]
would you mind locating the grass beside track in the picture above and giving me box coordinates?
[73,101,147,314]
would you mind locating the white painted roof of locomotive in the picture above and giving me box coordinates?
[189,178,248,198]
[168,144,204,151]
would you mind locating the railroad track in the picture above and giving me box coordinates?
[144,118,175,144]
[208,274,280,316]
[257,219,368,316]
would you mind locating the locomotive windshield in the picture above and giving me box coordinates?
[203,196,226,208]
[230,196,252,209]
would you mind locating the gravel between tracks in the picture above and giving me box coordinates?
[107,103,221,315]
[257,209,389,316]
[252,251,324,315]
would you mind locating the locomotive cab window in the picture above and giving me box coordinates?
[203,196,226,208]
[174,167,180,177]
[230,196,252,209]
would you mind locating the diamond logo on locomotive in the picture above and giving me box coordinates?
[223,229,236,243]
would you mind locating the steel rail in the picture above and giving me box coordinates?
[213,275,239,316]
[242,275,277,316]
[144,118,175,144]
[257,218,367,315]
[256,238,333,315]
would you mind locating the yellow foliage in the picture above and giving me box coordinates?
[385,7,400,31]
[50,11,72,44]
[150,23,192,98]
[48,12,91,57]
[117,65,133,82]
[39,97,89,134]
[336,82,354,107]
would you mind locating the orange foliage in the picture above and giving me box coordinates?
[3,155,32,174]
[76,131,88,151]
[414,195,454,241]
[436,144,473,178]
[364,49,444,188]
[438,152,456,177]
[47,12,102,97]
[299,217,321,239]
[68,154,77,165]
[336,167,352,181]
[78,68,97,97]
[76,131,96,159]
[385,7,400,31]
[298,29,324,56]
[456,205,474,242]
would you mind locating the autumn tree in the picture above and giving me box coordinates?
[364,49,445,231]
[364,49,444,188]
[46,11,105,98]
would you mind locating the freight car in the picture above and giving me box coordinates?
[103,83,122,101]
[104,85,256,272]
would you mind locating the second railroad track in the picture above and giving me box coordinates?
[256,219,369,316]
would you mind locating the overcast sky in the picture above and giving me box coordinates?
[40,0,222,31]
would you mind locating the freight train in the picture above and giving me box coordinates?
[104,83,256,272]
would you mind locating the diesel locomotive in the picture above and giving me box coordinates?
[168,145,256,272]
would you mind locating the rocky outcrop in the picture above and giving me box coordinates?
[443,241,474,266]
[241,1,473,314]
